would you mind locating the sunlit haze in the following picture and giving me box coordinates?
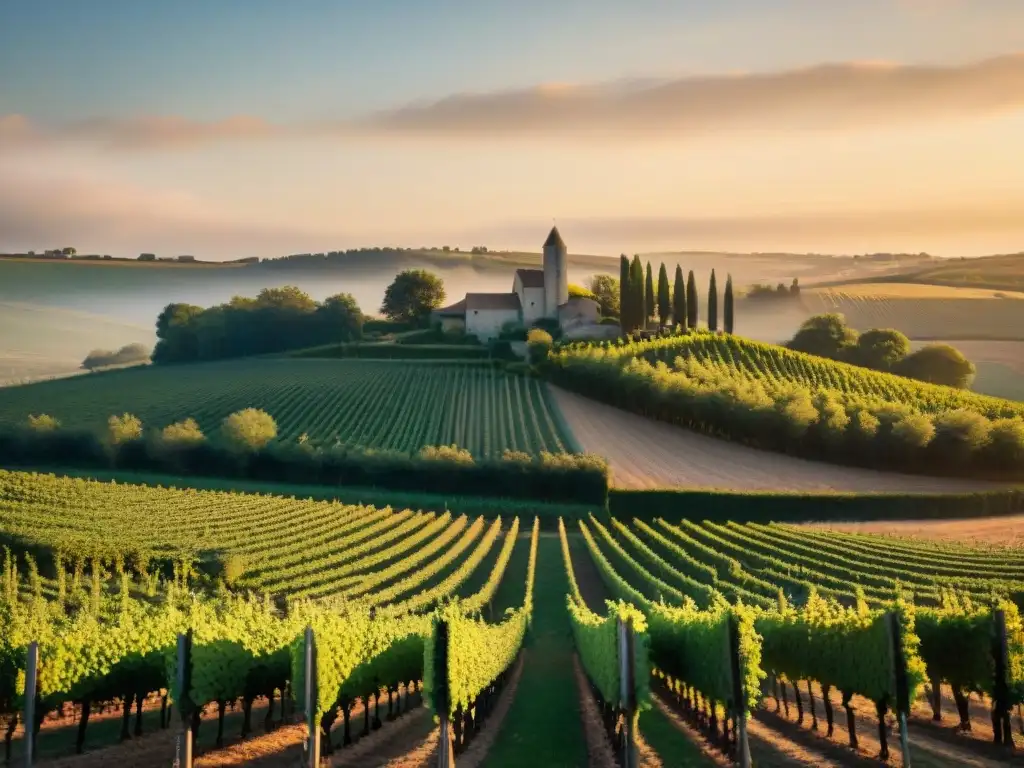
[3,0,1024,258]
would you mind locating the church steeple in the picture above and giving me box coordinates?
[542,225,568,316]
[544,226,565,250]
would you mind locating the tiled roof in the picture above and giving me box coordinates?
[465,292,522,311]
[434,297,467,316]
[544,226,565,249]
[515,268,545,288]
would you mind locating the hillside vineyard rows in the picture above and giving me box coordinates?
[1,469,1023,764]
[0,359,574,457]
[548,331,1024,479]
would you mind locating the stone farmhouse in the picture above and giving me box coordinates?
[434,227,614,342]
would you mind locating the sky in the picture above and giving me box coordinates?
[2,0,1024,259]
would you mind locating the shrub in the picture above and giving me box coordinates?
[599,317,620,326]
[850,328,910,371]
[27,414,61,432]
[787,314,858,360]
[531,317,562,339]
[220,408,278,452]
[890,413,935,452]
[930,409,992,465]
[488,339,517,360]
[527,328,554,365]
[987,418,1024,469]
[895,344,976,389]
[107,413,143,445]
[418,444,474,464]
[160,418,205,447]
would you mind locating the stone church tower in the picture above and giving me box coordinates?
[542,226,568,317]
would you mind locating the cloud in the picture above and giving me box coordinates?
[2,53,1024,150]
[362,53,1024,137]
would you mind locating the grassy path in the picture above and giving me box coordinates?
[485,534,588,767]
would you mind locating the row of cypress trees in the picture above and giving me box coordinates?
[618,256,734,335]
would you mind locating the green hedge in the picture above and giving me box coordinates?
[607,488,1024,523]
[292,342,491,360]
[0,427,608,506]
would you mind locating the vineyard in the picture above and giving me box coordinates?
[0,469,542,766]
[562,515,1024,765]
[0,459,1023,765]
[0,358,573,458]
[547,331,1024,480]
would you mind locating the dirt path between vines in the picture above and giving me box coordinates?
[452,654,525,768]
[548,385,1009,493]
[572,654,618,768]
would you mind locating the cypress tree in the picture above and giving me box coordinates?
[724,273,735,334]
[645,263,655,324]
[673,265,687,331]
[619,254,631,333]
[708,269,719,332]
[630,255,645,331]
[686,270,699,329]
[657,263,671,328]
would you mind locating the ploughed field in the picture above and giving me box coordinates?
[0,358,574,457]
[803,283,1024,341]
[2,467,1023,766]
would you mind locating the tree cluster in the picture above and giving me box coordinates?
[746,279,801,300]
[546,333,1024,479]
[618,259,735,335]
[380,270,446,326]
[787,314,975,388]
[82,343,151,371]
[152,287,363,364]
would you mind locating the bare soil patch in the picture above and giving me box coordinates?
[454,654,525,768]
[549,385,1008,493]
[802,516,1024,546]
[572,653,617,768]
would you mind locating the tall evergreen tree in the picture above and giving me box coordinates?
[672,265,687,331]
[708,269,719,331]
[686,270,699,329]
[630,255,645,331]
[724,273,735,334]
[645,262,655,324]
[657,263,671,328]
[619,254,631,333]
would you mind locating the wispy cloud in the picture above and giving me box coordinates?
[2,53,1023,151]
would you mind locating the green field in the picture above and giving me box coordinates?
[0,357,573,457]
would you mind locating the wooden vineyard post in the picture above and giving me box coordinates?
[886,612,912,768]
[174,630,193,768]
[727,615,751,768]
[435,619,455,768]
[302,626,321,767]
[22,641,38,767]
[617,617,638,768]
[992,609,1013,748]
